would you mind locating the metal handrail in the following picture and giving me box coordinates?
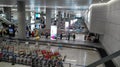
[86,50,120,67]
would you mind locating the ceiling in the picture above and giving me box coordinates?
[0,0,110,9]
[0,0,110,15]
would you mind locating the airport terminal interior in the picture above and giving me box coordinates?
[0,0,120,67]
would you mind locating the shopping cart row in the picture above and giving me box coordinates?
[1,51,64,67]
[0,39,64,67]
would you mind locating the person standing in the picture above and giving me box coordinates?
[68,33,70,40]
[32,58,35,67]
[0,52,3,62]
[0,29,2,37]
[11,55,15,65]
[26,30,30,38]
[60,33,63,40]
[34,29,40,40]
[45,32,49,39]
[73,33,76,41]
[31,30,35,37]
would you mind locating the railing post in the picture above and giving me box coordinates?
[69,63,71,67]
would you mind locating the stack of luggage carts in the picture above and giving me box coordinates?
[0,39,64,67]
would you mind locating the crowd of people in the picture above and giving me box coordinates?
[59,33,76,40]
[26,28,76,41]
[0,28,16,37]
[0,24,76,41]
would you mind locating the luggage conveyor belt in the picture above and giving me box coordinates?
[0,37,103,50]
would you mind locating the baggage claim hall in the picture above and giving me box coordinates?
[0,0,120,67]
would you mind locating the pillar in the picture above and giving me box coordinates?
[57,11,62,29]
[46,8,52,29]
[17,1,26,39]
[26,11,31,31]
[4,7,11,21]
[67,13,70,28]
[26,12,31,23]
[64,12,67,18]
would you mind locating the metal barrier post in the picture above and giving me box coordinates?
[69,63,71,67]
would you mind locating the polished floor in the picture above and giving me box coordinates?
[40,45,104,67]
[0,62,30,67]
[0,34,104,67]
[0,45,104,67]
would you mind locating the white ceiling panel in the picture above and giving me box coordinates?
[0,0,110,8]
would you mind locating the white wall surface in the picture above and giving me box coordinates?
[89,0,120,66]
[89,3,107,34]
[99,0,120,66]
[85,8,91,30]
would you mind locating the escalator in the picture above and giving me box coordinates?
[0,16,15,37]
[0,16,15,26]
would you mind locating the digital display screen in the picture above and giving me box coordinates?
[65,21,69,31]
[35,13,40,19]
[51,25,57,40]
[35,23,40,29]
[9,28,13,33]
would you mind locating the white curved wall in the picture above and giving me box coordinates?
[89,3,108,34]
[102,0,120,66]
[89,0,120,66]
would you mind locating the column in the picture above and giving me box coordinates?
[26,11,31,30]
[57,11,61,29]
[63,12,66,29]
[46,8,52,29]
[4,7,11,21]
[17,1,26,39]
[26,12,31,24]
[67,13,71,31]
[64,12,67,18]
